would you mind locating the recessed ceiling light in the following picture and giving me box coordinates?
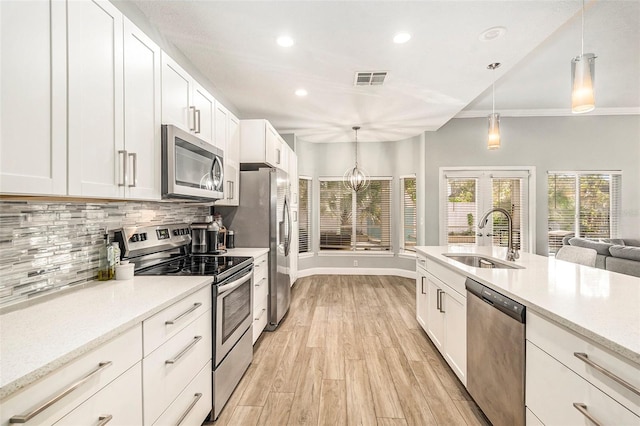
[393,32,411,44]
[479,26,507,42]
[295,89,308,97]
[277,36,294,47]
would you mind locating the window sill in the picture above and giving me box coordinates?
[398,251,417,260]
[318,251,394,257]
[298,252,314,259]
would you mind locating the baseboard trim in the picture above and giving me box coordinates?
[297,267,416,280]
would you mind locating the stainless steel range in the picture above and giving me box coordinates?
[114,223,253,421]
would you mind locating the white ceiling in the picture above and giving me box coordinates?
[131,0,640,143]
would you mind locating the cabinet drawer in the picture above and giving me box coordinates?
[252,300,269,344]
[527,311,640,415]
[253,254,268,283]
[1,325,141,426]
[416,254,427,271]
[526,341,639,425]
[143,308,212,425]
[425,258,466,295]
[54,363,142,425]
[143,286,211,356]
[152,360,212,426]
[254,273,268,310]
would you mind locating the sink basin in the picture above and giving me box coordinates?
[442,254,524,270]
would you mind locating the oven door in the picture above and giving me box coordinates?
[162,124,224,200]
[215,266,253,366]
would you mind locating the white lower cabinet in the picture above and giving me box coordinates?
[416,257,467,386]
[143,307,212,425]
[526,310,640,424]
[527,341,639,425]
[54,363,142,425]
[252,253,269,343]
[153,360,213,425]
[0,325,142,426]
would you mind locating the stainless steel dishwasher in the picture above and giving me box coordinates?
[466,277,526,426]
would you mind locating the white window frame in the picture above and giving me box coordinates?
[399,174,417,255]
[298,175,313,258]
[547,170,622,249]
[439,166,536,253]
[317,176,393,254]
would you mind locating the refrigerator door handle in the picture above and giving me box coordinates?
[283,195,291,256]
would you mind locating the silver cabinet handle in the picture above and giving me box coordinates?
[574,352,640,396]
[436,289,441,311]
[418,258,426,265]
[254,308,267,321]
[255,277,266,287]
[118,150,128,187]
[189,106,196,131]
[421,276,426,294]
[97,415,113,426]
[176,393,203,426]
[439,289,445,313]
[276,148,281,164]
[573,403,603,426]
[194,109,201,134]
[165,336,202,365]
[476,233,483,237]
[128,152,137,188]
[9,362,113,423]
[165,303,202,326]
[227,181,233,200]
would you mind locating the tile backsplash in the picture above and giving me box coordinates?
[0,200,210,307]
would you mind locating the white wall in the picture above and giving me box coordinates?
[297,135,423,274]
[423,115,640,254]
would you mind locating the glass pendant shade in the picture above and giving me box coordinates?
[343,126,369,192]
[571,53,596,113]
[487,113,501,150]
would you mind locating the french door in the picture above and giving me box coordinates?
[439,168,534,253]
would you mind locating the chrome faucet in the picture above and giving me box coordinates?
[478,207,519,262]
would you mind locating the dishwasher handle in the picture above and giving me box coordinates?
[465,277,525,323]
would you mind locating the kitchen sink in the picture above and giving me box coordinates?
[442,254,524,269]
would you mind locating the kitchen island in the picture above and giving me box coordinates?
[415,245,640,424]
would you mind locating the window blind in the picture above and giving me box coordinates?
[354,179,391,251]
[491,178,524,250]
[401,177,417,251]
[319,180,353,250]
[319,178,391,251]
[445,178,478,245]
[547,171,622,253]
[298,177,311,253]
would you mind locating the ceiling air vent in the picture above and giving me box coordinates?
[354,71,388,86]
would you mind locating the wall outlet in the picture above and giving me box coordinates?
[353,260,358,267]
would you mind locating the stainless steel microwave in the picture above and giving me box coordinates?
[162,124,224,200]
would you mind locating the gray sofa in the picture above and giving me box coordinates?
[562,237,640,277]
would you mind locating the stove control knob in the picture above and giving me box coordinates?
[173,229,179,236]
[131,234,139,242]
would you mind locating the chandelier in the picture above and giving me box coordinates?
[343,126,369,192]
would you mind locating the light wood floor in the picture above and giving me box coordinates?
[210,275,490,426]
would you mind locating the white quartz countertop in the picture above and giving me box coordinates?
[415,245,640,365]
[0,276,212,400]
[224,247,269,258]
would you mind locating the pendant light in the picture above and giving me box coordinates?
[343,126,369,192]
[487,62,501,150]
[571,0,596,113]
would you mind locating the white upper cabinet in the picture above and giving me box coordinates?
[161,53,218,148]
[122,18,161,200]
[67,1,160,200]
[240,119,286,170]
[67,0,124,198]
[0,0,67,195]
[215,104,240,206]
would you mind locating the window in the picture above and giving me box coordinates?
[440,168,533,252]
[400,176,417,251]
[298,177,311,254]
[319,178,391,251]
[547,171,621,254]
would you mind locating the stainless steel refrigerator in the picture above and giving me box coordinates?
[218,168,291,330]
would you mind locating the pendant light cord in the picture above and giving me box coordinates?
[581,0,585,55]
[492,70,495,114]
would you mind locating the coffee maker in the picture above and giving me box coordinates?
[190,216,226,254]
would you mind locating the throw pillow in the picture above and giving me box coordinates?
[609,245,640,262]
[569,237,613,256]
